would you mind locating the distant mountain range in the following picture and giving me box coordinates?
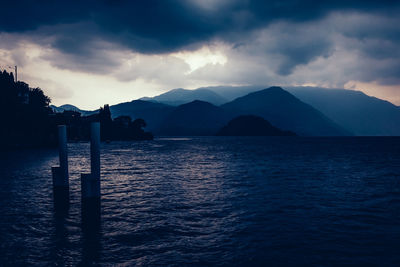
[286,87,400,136]
[139,85,266,106]
[50,104,91,115]
[51,85,400,136]
[106,87,349,136]
[140,88,228,106]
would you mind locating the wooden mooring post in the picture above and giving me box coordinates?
[81,122,101,200]
[52,125,69,210]
[81,122,101,227]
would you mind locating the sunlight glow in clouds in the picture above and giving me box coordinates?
[172,46,228,74]
[345,81,400,105]
[0,43,163,109]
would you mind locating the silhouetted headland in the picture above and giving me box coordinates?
[217,115,296,136]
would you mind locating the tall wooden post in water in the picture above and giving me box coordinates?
[90,122,101,187]
[52,125,69,210]
[81,122,101,229]
[81,122,101,200]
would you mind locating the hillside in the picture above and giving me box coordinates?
[157,100,229,135]
[109,100,175,132]
[204,85,264,101]
[286,87,400,136]
[221,87,350,136]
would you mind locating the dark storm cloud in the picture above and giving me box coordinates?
[1,0,400,90]
[255,22,334,75]
[1,0,399,54]
[0,0,211,53]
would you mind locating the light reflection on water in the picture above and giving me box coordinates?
[0,137,400,266]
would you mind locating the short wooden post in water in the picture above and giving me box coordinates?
[52,125,69,210]
[81,122,101,227]
[81,173,100,199]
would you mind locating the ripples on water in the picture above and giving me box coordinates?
[0,137,399,266]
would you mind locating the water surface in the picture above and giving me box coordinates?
[0,137,399,266]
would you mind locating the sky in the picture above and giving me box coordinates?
[0,0,399,109]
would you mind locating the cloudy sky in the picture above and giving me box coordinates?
[1,0,399,109]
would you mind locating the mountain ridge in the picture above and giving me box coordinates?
[221,87,349,136]
[286,86,400,136]
[53,85,400,136]
[140,88,228,106]
[157,100,229,135]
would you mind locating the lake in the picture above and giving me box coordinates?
[0,137,399,266]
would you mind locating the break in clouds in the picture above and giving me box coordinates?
[0,0,399,107]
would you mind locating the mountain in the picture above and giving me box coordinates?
[109,100,174,132]
[54,85,400,137]
[286,87,400,136]
[158,100,229,135]
[140,88,228,106]
[203,85,264,101]
[221,87,350,136]
[50,104,91,115]
[217,115,296,136]
[139,85,266,106]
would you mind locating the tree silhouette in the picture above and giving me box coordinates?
[0,69,55,148]
[132,118,146,129]
[29,87,51,108]
[99,104,112,141]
